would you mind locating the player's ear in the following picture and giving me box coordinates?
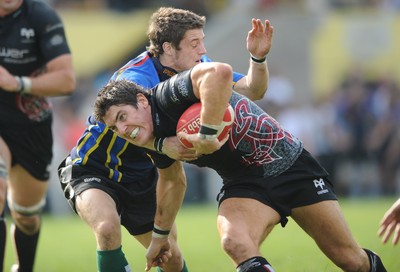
[162,42,173,55]
[137,93,149,107]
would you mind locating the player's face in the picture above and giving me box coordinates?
[102,96,153,147]
[0,0,22,14]
[170,29,207,72]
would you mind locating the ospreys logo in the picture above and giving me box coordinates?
[313,178,329,195]
[21,28,35,39]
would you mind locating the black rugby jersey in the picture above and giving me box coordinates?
[147,71,304,183]
[0,0,71,126]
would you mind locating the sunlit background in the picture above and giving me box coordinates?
[45,0,400,215]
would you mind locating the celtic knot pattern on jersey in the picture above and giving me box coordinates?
[230,98,295,166]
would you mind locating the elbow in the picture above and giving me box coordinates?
[62,71,77,95]
[254,88,267,101]
[246,88,267,101]
[251,79,268,101]
[214,62,233,83]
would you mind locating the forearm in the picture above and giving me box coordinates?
[154,162,187,230]
[234,58,269,101]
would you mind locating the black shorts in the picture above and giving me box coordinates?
[0,118,53,180]
[58,158,157,235]
[217,149,337,227]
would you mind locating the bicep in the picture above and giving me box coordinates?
[46,54,74,73]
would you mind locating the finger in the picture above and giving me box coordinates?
[145,258,157,271]
[256,19,264,31]
[383,222,396,243]
[377,225,386,237]
[382,231,391,244]
[266,20,274,37]
[393,224,400,245]
[251,18,257,29]
[161,255,169,263]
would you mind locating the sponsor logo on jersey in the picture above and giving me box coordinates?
[83,177,102,183]
[170,78,179,103]
[177,79,189,98]
[0,47,29,58]
[45,22,63,33]
[50,34,64,47]
[313,178,329,195]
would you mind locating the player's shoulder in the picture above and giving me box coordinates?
[24,0,61,26]
[26,0,57,16]
[123,51,153,69]
[111,52,159,87]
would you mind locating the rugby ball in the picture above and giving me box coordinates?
[176,102,234,149]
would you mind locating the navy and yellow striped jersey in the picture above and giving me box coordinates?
[69,51,244,183]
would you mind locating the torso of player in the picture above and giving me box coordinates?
[152,87,304,180]
[0,0,68,125]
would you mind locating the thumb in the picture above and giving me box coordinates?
[145,262,151,272]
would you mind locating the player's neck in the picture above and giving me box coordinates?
[158,55,179,72]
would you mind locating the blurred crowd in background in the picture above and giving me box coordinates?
[43,0,400,213]
[256,66,400,197]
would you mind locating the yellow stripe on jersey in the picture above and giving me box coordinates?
[78,125,108,165]
[114,141,130,182]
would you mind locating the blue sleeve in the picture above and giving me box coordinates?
[114,69,156,88]
[110,53,160,88]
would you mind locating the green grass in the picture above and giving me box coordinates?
[4,197,399,271]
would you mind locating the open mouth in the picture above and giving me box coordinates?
[129,127,139,139]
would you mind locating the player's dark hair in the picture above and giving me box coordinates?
[93,80,149,122]
[147,7,206,56]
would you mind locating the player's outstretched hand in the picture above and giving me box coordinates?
[163,136,198,161]
[378,198,400,245]
[145,237,172,271]
[247,19,274,59]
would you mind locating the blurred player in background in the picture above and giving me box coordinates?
[58,6,272,272]
[0,0,76,271]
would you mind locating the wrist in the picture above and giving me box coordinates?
[14,76,32,94]
[250,53,266,64]
[152,224,170,239]
[198,124,219,141]
[153,137,166,153]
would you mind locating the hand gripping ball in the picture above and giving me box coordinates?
[176,102,234,149]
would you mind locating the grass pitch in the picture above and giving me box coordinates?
[3,197,399,271]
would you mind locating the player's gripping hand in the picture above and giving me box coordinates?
[177,131,229,156]
[163,136,198,161]
[145,237,172,271]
